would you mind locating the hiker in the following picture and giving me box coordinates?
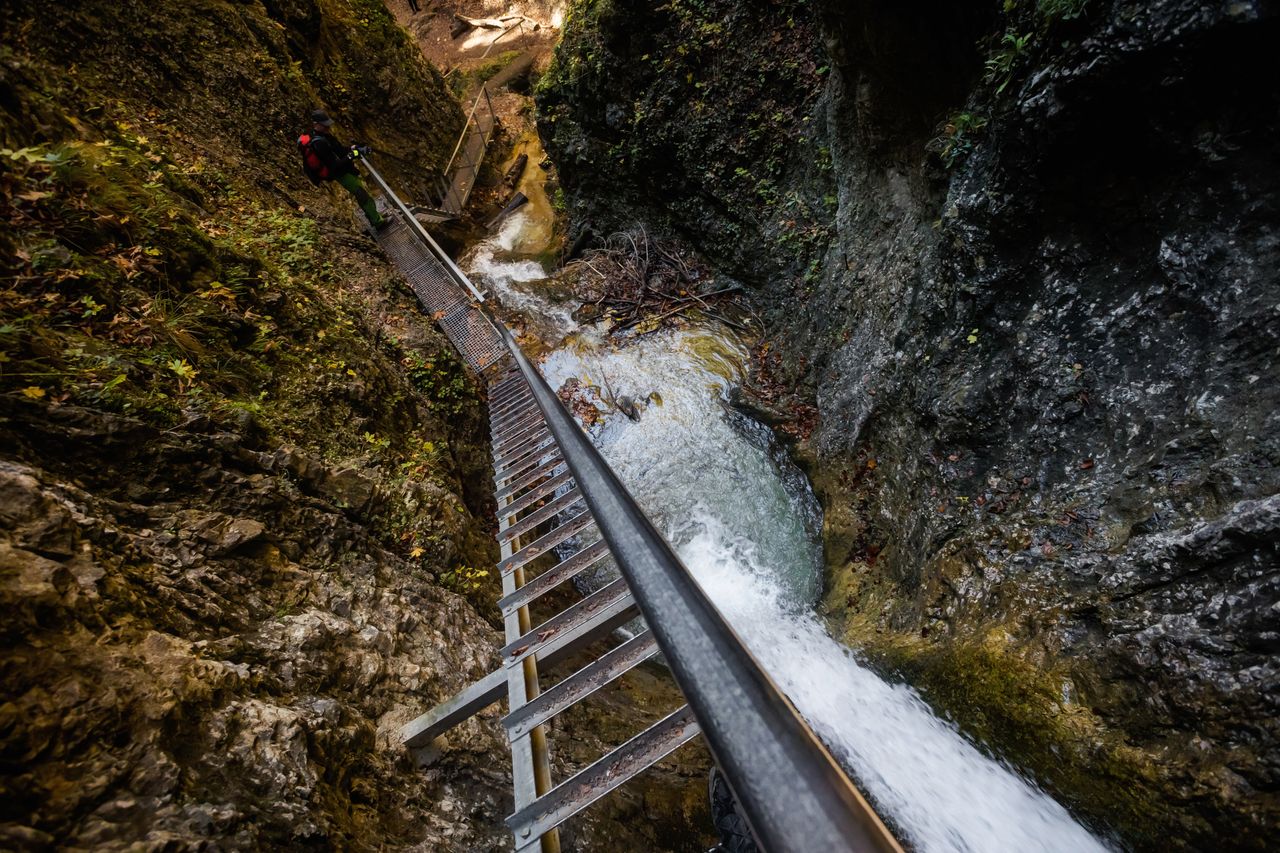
[297,109,387,231]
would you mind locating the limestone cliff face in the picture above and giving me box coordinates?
[537,0,1280,846]
[0,420,513,850]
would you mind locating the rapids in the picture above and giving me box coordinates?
[466,212,1109,853]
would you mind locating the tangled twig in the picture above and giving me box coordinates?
[567,228,742,335]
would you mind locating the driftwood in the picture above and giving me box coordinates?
[486,192,528,230]
[503,153,528,188]
[567,227,744,336]
[452,13,528,36]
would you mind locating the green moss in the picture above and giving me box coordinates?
[535,0,614,98]
[0,14,487,494]
[449,50,523,99]
[833,600,1189,847]
[536,0,832,287]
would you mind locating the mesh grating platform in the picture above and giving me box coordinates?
[377,220,509,374]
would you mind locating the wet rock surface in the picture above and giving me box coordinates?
[0,402,514,851]
[539,0,1279,846]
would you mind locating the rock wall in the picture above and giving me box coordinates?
[537,0,1280,847]
[0,415,512,850]
[0,0,514,848]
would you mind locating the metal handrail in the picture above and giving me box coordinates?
[369,155,902,852]
[360,160,487,304]
[487,321,903,853]
[442,85,493,179]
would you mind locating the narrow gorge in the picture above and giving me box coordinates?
[2,0,1276,851]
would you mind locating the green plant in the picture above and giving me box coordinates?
[398,347,470,414]
[440,564,490,594]
[936,112,989,169]
[1036,0,1089,23]
[363,431,391,453]
[985,29,1033,94]
[399,435,445,479]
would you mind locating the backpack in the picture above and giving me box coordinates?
[298,134,331,180]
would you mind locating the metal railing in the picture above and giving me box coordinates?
[371,156,902,853]
[487,322,902,853]
[438,85,496,215]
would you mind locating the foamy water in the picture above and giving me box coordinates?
[470,235,1109,853]
[467,213,577,339]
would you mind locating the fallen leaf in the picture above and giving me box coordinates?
[21,386,46,399]
[409,546,424,558]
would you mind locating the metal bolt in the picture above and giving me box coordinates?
[520,828,531,838]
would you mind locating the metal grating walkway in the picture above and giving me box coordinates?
[376,219,508,373]
[440,86,496,216]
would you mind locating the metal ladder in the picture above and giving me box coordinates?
[365,159,902,853]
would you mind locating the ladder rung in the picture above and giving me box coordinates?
[499,491,583,545]
[505,705,701,842]
[493,398,541,429]
[400,589,639,749]
[493,431,552,469]
[490,381,529,407]
[493,412,545,447]
[494,425,550,461]
[492,391,533,420]
[491,388,528,412]
[489,371,525,395]
[492,405,538,435]
[498,510,595,575]
[491,377,531,402]
[491,386,531,411]
[492,401,535,429]
[498,538,610,616]
[502,576,633,666]
[496,458,567,502]
[498,470,575,523]
[504,631,658,739]
[493,441,558,482]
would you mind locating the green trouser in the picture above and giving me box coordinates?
[335,171,385,227]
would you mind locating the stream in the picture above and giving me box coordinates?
[468,211,1109,853]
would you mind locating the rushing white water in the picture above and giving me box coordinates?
[469,232,1109,853]
[467,213,577,340]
